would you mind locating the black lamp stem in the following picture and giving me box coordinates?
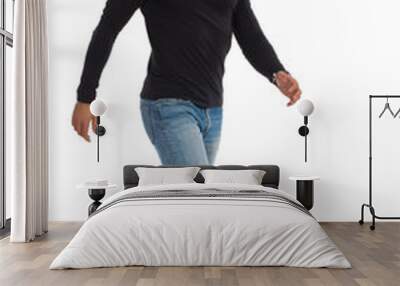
[97,116,100,162]
[304,116,308,163]
[305,134,308,162]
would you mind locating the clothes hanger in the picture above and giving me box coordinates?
[393,105,400,118]
[379,97,395,118]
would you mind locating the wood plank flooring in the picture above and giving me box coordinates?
[0,222,399,286]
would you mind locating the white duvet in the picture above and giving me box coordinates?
[50,183,350,269]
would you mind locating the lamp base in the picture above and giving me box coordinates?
[298,126,309,137]
[95,125,106,136]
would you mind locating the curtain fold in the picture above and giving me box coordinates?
[10,0,49,242]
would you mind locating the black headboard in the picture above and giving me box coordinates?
[123,165,280,189]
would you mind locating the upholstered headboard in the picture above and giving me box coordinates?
[123,165,280,189]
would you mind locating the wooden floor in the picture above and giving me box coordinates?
[0,222,399,286]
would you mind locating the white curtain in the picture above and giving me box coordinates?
[9,0,49,242]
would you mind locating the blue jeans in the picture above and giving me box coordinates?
[140,98,222,165]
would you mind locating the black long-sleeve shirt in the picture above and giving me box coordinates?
[77,0,286,107]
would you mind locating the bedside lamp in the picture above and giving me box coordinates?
[297,99,315,162]
[90,99,107,162]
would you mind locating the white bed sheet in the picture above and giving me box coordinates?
[50,183,350,269]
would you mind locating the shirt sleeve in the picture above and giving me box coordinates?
[233,0,286,84]
[77,0,144,103]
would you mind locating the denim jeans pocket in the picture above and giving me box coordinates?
[153,98,196,121]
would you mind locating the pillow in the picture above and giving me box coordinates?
[200,169,266,185]
[135,167,201,186]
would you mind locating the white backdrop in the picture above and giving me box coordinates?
[48,0,400,221]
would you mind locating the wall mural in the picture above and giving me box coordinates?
[71,0,301,165]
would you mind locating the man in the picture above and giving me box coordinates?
[72,0,301,165]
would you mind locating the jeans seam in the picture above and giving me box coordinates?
[142,101,159,145]
[204,109,211,136]
[151,103,163,146]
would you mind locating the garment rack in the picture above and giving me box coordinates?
[359,95,400,230]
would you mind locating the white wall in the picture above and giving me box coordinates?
[48,0,400,221]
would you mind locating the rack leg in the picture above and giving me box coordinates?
[359,204,366,225]
[369,206,376,231]
[359,203,376,230]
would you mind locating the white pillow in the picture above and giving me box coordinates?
[200,169,266,185]
[135,167,200,186]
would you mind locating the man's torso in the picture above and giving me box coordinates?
[140,0,240,107]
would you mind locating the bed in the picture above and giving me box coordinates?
[50,165,350,269]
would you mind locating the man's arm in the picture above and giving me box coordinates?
[77,0,143,103]
[73,0,143,142]
[233,0,301,106]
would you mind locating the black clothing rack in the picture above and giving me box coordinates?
[359,95,400,230]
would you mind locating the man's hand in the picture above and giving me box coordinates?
[72,102,97,142]
[274,71,302,106]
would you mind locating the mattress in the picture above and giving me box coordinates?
[50,183,350,269]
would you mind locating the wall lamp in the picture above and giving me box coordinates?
[90,99,107,162]
[297,99,315,163]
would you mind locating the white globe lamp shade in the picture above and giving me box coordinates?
[90,99,107,117]
[297,99,314,116]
